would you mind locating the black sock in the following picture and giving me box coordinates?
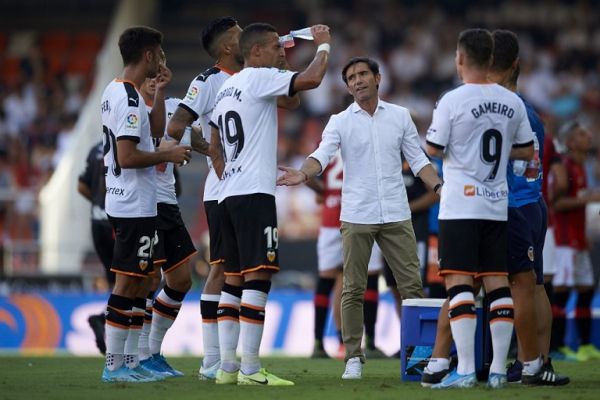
[576,291,594,345]
[364,274,379,349]
[551,291,570,350]
[314,277,335,346]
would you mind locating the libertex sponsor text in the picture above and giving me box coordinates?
[463,185,508,200]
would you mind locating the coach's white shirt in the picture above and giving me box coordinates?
[310,99,430,224]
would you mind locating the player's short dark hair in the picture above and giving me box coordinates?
[491,30,519,72]
[118,26,163,66]
[458,28,493,67]
[239,23,277,59]
[202,16,238,58]
[341,57,380,85]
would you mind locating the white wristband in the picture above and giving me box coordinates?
[316,43,330,54]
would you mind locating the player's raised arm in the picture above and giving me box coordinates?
[276,51,301,110]
[149,63,171,138]
[291,25,331,93]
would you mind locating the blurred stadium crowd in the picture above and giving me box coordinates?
[0,0,599,280]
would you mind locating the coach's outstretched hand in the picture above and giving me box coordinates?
[277,166,306,186]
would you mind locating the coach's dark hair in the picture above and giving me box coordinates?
[239,23,277,59]
[458,28,493,68]
[341,57,380,85]
[202,16,238,58]
[118,26,163,66]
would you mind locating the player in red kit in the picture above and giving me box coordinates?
[549,121,600,362]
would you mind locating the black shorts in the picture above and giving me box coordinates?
[108,215,157,277]
[91,220,115,284]
[438,219,507,277]
[507,198,547,284]
[154,203,197,273]
[204,200,225,265]
[221,193,280,275]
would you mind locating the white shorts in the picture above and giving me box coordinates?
[317,227,382,272]
[417,241,427,274]
[552,247,594,287]
[542,227,556,276]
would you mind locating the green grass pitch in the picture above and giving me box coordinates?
[1,356,599,400]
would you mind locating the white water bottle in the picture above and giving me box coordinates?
[180,126,191,166]
[290,27,313,40]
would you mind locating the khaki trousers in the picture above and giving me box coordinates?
[340,220,424,362]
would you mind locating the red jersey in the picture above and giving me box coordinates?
[321,152,343,228]
[552,155,588,249]
[542,134,561,227]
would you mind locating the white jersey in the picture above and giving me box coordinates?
[210,67,297,202]
[155,97,182,205]
[101,79,156,218]
[426,83,534,221]
[179,66,234,202]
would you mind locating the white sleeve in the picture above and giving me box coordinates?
[163,98,181,139]
[115,95,142,143]
[308,114,341,174]
[250,68,298,99]
[513,100,535,146]
[179,78,211,121]
[426,94,452,150]
[401,109,431,175]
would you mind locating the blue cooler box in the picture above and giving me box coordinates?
[400,298,484,381]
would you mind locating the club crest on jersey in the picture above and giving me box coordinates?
[528,246,534,261]
[185,86,199,102]
[126,113,139,128]
[267,249,276,263]
[139,260,148,271]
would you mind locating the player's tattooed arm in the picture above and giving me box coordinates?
[167,106,196,141]
[190,126,210,155]
[209,125,225,178]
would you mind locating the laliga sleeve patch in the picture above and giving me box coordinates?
[185,85,199,102]
[125,112,139,131]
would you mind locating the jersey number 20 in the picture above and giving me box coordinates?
[102,125,121,177]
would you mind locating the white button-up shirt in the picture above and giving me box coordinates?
[309,99,430,224]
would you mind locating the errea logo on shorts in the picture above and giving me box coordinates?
[126,113,138,129]
[463,185,507,200]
